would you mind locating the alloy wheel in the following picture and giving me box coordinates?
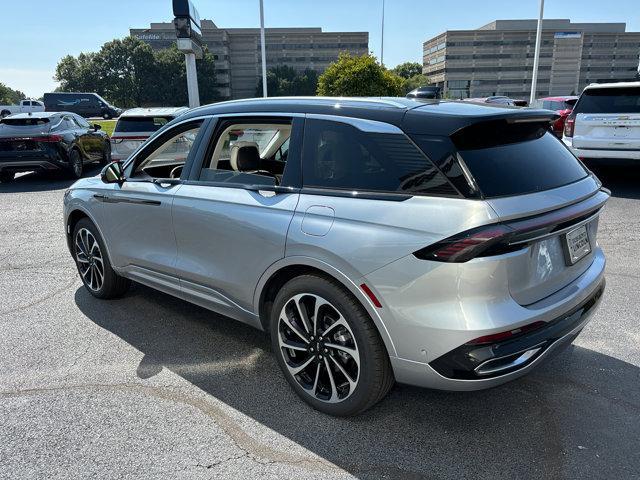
[277,293,360,403]
[71,151,82,177]
[75,228,104,291]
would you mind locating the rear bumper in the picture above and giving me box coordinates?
[0,153,67,173]
[563,141,640,161]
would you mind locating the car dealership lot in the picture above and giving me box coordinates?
[0,167,639,479]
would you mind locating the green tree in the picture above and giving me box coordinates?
[0,83,26,104]
[317,53,405,97]
[392,61,423,79]
[403,74,430,93]
[54,36,219,108]
[255,65,318,96]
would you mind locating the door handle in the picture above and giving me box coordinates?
[153,178,181,187]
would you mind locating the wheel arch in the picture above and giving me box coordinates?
[64,206,113,264]
[254,256,397,357]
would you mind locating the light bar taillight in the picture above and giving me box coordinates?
[1,135,62,143]
[414,224,514,262]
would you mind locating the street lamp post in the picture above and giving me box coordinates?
[173,0,203,108]
[530,0,545,105]
[380,0,385,66]
[259,0,268,97]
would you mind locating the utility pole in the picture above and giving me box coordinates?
[259,0,268,97]
[184,53,200,108]
[380,0,385,66]
[530,0,545,105]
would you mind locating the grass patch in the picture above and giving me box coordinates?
[93,119,116,136]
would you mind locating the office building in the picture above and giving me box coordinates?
[131,20,368,100]
[423,19,640,99]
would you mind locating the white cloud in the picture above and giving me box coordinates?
[0,68,59,99]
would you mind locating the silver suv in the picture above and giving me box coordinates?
[64,97,607,416]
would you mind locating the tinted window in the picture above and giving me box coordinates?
[72,114,91,128]
[451,122,587,198]
[302,119,457,196]
[115,116,172,133]
[574,87,640,114]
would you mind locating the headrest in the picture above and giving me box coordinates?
[230,141,260,172]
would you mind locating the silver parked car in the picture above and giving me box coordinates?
[64,97,608,416]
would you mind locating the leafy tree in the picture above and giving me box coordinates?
[317,53,405,97]
[0,82,26,104]
[403,74,430,93]
[255,65,318,96]
[54,36,220,108]
[392,61,423,79]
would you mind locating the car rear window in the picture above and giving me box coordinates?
[1,118,50,126]
[302,119,458,197]
[114,116,172,133]
[574,87,640,114]
[442,120,587,198]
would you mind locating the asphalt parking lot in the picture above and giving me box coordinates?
[0,165,639,480]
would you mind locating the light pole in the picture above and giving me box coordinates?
[530,0,545,105]
[259,0,268,97]
[173,0,203,108]
[380,0,385,66]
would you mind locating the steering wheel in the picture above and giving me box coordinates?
[169,165,183,179]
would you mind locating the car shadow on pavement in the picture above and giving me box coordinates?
[0,167,102,193]
[588,164,640,200]
[74,284,640,479]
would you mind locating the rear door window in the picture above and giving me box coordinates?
[574,87,640,114]
[115,116,172,133]
[302,119,457,196]
[446,120,588,198]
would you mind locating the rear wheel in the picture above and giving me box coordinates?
[0,171,15,183]
[72,218,130,299]
[68,149,83,179]
[270,274,394,416]
[0,110,10,118]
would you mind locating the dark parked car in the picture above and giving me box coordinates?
[43,92,122,119]
[0,112,110,182]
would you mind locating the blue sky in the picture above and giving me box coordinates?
[1,0,638,97]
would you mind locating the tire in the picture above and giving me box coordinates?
[102,112,111,120]
[270,274,394,416]
[68,149,83,179]
[101,141,111,165]
[0,110,10,118]
[72,218,130,299]
[0,171,15,183]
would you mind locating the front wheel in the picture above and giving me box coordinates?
[101,141,111,165]
[270,274,394,416]
[102,112,111,120]
[72,218,130,299]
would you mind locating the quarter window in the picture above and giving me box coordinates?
[302,119,457,196]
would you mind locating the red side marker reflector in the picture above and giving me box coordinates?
[360,283,382,308]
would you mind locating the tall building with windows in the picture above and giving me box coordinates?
[131,20,368,100]
[423,19,640,99]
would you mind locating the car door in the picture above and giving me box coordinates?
[97,117,209,297]
[72,114,102,159]
[172,115,303,324]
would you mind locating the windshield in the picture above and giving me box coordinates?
[574,87,640,114]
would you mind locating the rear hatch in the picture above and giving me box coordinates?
[111,115,173,158]
[572,85,640,151]
[411,114,605,306]
[0,117,52,155]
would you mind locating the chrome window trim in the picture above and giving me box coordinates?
[305,113,404,134]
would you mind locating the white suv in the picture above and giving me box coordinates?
[110,107,188,161]
[563,82,640,162]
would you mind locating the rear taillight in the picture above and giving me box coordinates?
[414,224,514,263]
[564,116,575,137]
[39,134,63,142]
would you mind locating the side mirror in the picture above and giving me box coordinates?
[101,161,125,184]
[93,123,102,131]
